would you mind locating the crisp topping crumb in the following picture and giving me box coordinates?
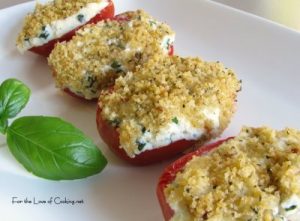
[165,127,300,221]
[99,55,240,157]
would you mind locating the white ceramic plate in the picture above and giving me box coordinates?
[0,0,300,220]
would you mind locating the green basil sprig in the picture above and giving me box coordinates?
[0,79,107,180]
[7,116,107,180]
[0,79,30,133]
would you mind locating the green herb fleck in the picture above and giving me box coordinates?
[39,32,49,39]
[165,38,171,50]
[39,26,49,39]
[134,52,142,61]
[172,117,179,124]
[251,207,258,214]
[141,127,146,134]
[77,14,85,23]
[109,119,120,128]
[104,22,112,28]
[119,26,125,31]
[111,61,123,73]
[136,141,146,151]
[285,205,297,211]
[84,73,97,89]
[111,61,122,69]
[117,42,126,50]
[149,20,157,27]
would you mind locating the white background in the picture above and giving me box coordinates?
[0,0,300,220]
[1,0,300,32]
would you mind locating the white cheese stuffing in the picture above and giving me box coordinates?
[134,108,220,155]
[280,194,300,216]
[165,127,300,221]
[18,0,109,52]
[126,17,175,55]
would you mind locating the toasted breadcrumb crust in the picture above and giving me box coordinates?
[48,10,175,99]
[99,55,241,157]
[17,0,103,45]
[165,127,300,221]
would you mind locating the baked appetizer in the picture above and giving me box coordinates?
[97,55,241,165]
[17,0,115,56]
[48,10,175,100]
[157,127,300,221]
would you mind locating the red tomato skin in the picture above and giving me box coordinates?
[96,106,200,166]
[29,0,115,57]
[51,69,98,101]
[169,45,174,56]
[113,13,131,21]
[156,138,233,220]
[54,11,174,100]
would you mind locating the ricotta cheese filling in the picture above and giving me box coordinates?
[18,0,109,52]
[54,14,174,100]
[145,18,175,53]
[63,32,174,99]
[280,195,300,216]
[132,108,220,156]
[165,127,300,221]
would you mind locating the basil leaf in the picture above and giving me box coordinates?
[7,116,107,180]
[0,79,30,133]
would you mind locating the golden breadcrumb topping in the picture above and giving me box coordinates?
[48,10,175,99]
[165,127,300,221]
[99,55,241,157]
[17,0,103,45]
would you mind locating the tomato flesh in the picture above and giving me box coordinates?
[96,106,199,165]
[29,0,115,57]
[156,138,233,220]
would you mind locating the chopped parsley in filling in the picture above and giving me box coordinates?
[17,0,109,51]
[48,10,175,100]
[165,127,300,221]
[99,55,240,157]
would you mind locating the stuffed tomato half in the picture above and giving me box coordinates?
[157,127,300,221]
[17,0,115,57]
[48,10,175,100]
[96,55,241,165]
